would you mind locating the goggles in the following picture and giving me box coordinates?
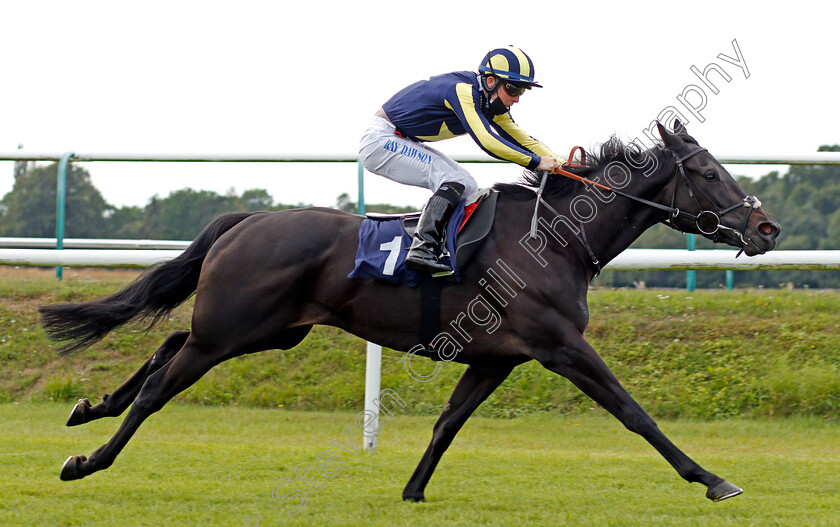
[502,82,528,97]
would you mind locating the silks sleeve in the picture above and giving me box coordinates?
[446,83,541,170]
[491,112,565,164]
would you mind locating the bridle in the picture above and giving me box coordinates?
[665,147,762,252]
[530,145,764,275]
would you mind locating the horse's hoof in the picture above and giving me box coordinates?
[66,398,91,427]
[60,455,87,481]
[402,494,426,503]
[706,479,743,502]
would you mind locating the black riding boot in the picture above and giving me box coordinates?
[405,182,465,275]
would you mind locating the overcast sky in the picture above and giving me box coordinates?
[1,1,837,210]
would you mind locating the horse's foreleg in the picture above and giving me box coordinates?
[534,338,742,502]
[403,364,513,502]
[66,331,190,427]
[60,336,225,481]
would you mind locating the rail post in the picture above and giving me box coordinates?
[357,159,382,451]
[357,159,366,215]
[686,233,696,292]
[363,342,383,451]
[55,152,75,280]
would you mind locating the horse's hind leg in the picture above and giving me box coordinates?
[533,336,742,502]
[67,324,307,427]
[60,335,229,481]
[403,364,513,502]
[66,331,190,427]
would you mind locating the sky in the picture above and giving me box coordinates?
[1,1,837,211]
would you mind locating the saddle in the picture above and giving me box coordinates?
[349,189,499,286]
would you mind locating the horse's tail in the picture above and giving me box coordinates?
[39,211,263,356]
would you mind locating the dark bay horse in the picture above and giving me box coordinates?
[41,121,779,502]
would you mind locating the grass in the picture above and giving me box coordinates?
[1,270,838,419]
[0,403,838,526]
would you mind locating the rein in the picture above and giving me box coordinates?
[530,145,764,274]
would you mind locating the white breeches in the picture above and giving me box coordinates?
[359,116,478,196]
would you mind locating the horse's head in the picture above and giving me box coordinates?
[657,121,780,256]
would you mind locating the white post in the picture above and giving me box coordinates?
[363,342,383,451]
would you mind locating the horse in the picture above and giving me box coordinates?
[40,121,779,503]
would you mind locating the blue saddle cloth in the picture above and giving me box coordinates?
[348,201,466,287]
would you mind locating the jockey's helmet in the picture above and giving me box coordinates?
[479,46,542,90]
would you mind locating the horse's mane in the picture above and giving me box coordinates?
[492,134,695,200]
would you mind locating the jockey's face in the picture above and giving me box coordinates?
[486,76,522,107]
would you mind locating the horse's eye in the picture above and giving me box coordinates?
[704,172,719,182]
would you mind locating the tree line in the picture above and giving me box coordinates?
[0,162,413,241]
[1,148,838,288]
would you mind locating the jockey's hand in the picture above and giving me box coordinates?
[536,156,560,172]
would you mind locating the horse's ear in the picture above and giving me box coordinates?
[656,121,687,153]
[673,119,688,135]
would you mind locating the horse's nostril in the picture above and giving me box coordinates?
[759,222,778,236]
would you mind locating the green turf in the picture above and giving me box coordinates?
[1,404,838,526]
[2,276,839,419]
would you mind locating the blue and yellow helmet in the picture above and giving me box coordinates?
[479,46,542,88]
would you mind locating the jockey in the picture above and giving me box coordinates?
[360,46,562,275]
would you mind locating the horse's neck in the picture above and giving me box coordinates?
[583,151,677,265]
[535,151,676,274]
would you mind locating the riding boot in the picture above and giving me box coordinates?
[405,182,465,275]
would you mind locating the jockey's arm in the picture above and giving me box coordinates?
[491,112,565,169]
[448,83,543,170]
